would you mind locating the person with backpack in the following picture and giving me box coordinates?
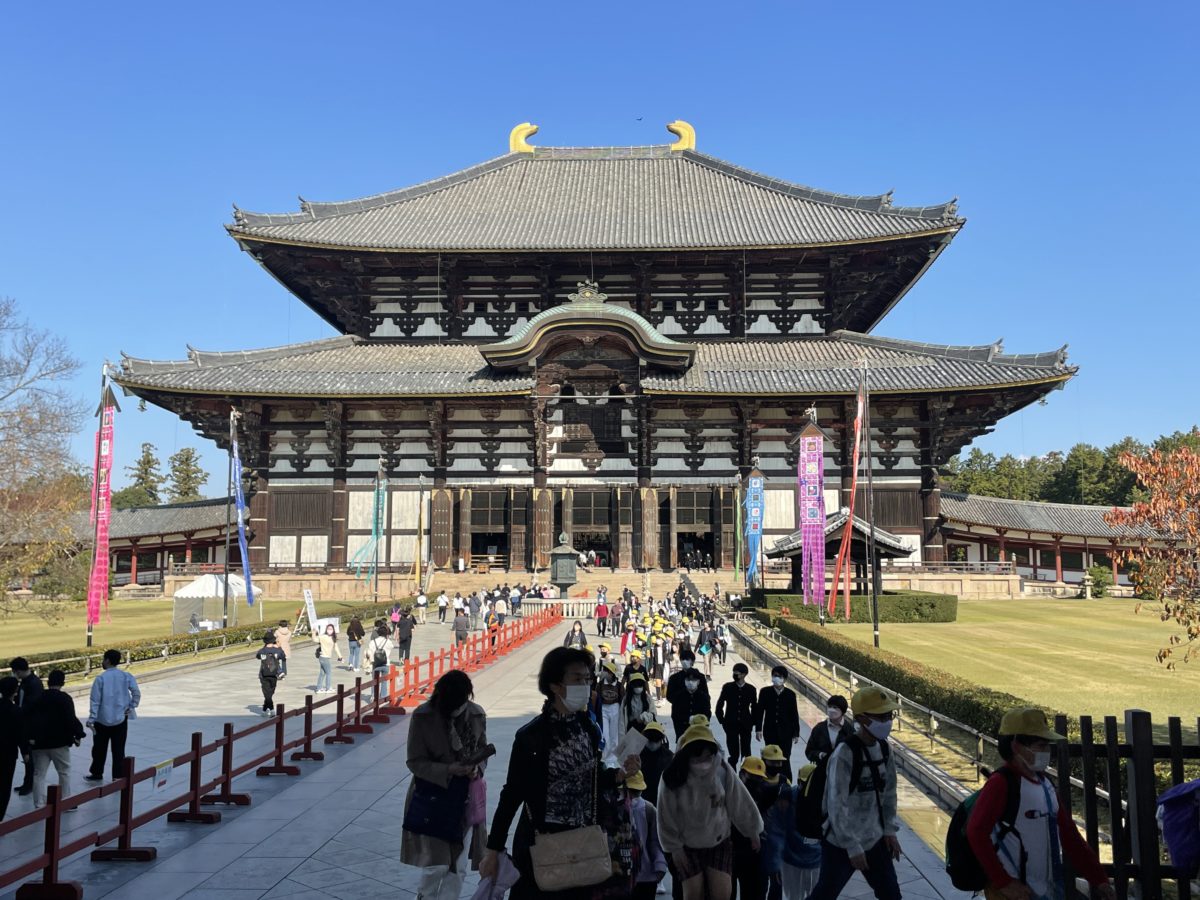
[715,662,757,769]
[639,721,673,807]
[26,670,85,809]
[806,687,901,900]
[657,719,764,900]
[773,763,822,898]
[754,666,800,783]
[962,708,1113,900]
[625,769,669,898]
[732,757,771,900]
[255,632,285,715]
[805,695,853,764]
[364,626,395,702]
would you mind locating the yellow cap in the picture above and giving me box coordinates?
[999,707,1064,740]
[627,672,647,685]
[585,645,594,653]
[600,660,618,676]
[688,714,709,727]
[851,686,899,717]
[629,650,642,659]
[762,743,785,762]
[797,762,819,784]
[677,722,719,752]
[642,721,665,736]
[740,757,766,778]
[599,643,611,651]
[625,770,647,791]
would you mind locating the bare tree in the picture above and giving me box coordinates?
[0,297,86,619]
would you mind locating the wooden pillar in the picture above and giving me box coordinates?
[329,476,348,568]
[996,530,1007,563]
[430,488,453,569]
[638,487,658,570]
[531,397,549,489]
[615,488,632,570]
[1054,536,1063,582]
[668,486,678,570]
[919,418,945,564]
[1030,533,1039,579]
[1110,541,1119,585]
[790,554,802,593]
[129,540,139,583]
[635,398,652,488]
[458,488,473,568]
[509,489,528,572]
[184,533,193,565]
[729,259,747,340]
[839,399,856,509]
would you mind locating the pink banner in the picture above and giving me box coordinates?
[87,404,115,625]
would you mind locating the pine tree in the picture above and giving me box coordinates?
[166,447,208,502]
[124,442,165,504]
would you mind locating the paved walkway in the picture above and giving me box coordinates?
[3,619,966,899]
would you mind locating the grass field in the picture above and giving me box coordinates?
[835,597,1197,723]
[0,598,379,659]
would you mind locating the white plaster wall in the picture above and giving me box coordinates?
[764,488,795,530]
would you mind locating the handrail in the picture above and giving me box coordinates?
[0,607,562,897]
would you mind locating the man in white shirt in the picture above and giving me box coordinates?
[436,591,449,623]
[85,650,141,782]
[415,592,428,624]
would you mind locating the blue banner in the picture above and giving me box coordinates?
[744,472,765,586]
[231,441,255,605]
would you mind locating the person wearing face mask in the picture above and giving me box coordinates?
[805,694,853,764]
[657,721,763,900]
[596,643,614,677]
[715,663,757,769]
[482,647,640,899]
[402,670,488,900]
[966,709,1113,900]
[638,722,673,806]
[595,661,625,768]
[622,672,657,733]
[807,687,901,899]
[666,651,711,741]
[754,666,800,783]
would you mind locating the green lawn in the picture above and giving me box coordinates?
[834,598,1198,724]
[0,597,375,659]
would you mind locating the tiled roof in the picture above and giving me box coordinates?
[73,498,231,542]
[767,509,911,558]
[115,332,1073,399]
[227,145,962,252]
[941,492,1150,539]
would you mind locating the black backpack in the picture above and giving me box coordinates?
[259,652,280,678]
[372,641,389,670]
[803,732,892,837]
[945,767,1024,891]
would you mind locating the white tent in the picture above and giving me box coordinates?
[173,573,262,600]
[172,574,263,632]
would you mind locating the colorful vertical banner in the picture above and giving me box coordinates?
[230,440,255,605]
[743,470,765,586]
[797,420,826,606]
[86,396,116,625]
[351,467,388,582]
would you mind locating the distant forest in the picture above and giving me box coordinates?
[942,428,1200,507]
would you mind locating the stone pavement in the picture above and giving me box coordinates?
[3,617,967,899]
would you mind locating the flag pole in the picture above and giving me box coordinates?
[86,365,107,649]
[373,457,383,605]
[862,360,880,649]
[222,408,236,630]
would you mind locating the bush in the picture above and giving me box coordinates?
[1081,565,1113,599]
[754,590,958,623]
[12,601,406,678]
[752,610,1065,738]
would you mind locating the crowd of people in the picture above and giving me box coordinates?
[2,652,141,822]
[396,580,1116,900]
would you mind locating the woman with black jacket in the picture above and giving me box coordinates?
[562,619,588,650]
[804,694,854,763]
[480,646,639,899]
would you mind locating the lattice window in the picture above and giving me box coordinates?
[470,490,507,530]
[572,491,611,528]
[676,490,712,526]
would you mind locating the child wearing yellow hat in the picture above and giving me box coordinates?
[657,721,764,897]
[624,771,669,897]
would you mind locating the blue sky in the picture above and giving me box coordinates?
[1,2,1195,491]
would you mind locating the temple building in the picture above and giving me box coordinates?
[113,122,1076,591]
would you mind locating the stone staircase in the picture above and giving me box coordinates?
[422,567,731,600]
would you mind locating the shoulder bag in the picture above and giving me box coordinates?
[403,773,469,843]
[527,764,613,891]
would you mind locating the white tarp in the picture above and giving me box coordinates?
[172,573,262,600]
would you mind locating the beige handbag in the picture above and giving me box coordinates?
[527,768,613,891]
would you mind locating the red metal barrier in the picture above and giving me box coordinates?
[0,608,561,898]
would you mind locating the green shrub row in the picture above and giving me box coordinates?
[753,610,1062,738]
[10,601,408,678]
[752,590,959,623]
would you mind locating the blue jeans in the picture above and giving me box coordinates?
[805,837,900,900]
[317,657,333,691]
[348,640,362,670]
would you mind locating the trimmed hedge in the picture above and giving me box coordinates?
[754,610,1062,738]
[11,601,408,678]
[755,590,958,624]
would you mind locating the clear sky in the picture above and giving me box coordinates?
[2,1,1195,492]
